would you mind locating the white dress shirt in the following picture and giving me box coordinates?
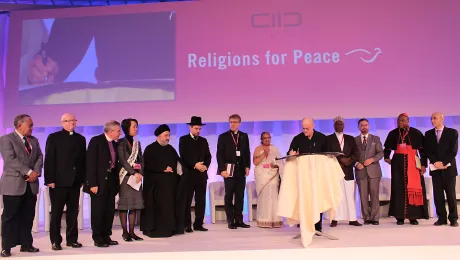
[335,132,344,151]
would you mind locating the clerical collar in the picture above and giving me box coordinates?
[63,129,74,135]
[104,134,113,142]
[231,130,239,135]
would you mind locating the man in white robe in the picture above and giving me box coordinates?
[325,117,362,227]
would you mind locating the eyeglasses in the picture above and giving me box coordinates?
[62,120,77,123]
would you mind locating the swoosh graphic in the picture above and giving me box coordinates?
[345,48,382,63]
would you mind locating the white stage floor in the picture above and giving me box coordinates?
[2,218,460,259]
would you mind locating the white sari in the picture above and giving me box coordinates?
[254,145,284,228]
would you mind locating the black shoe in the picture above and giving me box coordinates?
[20,246,39,253]
[372,221,380,225]
[122,233,133,242]
[66,242,82,248]
[176,230,185,235]
[0,249,11,257]
[349,221,363,226]
[194,226,208,232]
[107,240,118,246]
[94,242,109,248]
[450,221,459,227]
[129,233,144,241]
[434,220,448,226]
[228,223,237,229]
[396,220,404,225]
[364,220,372,225]
[330,220,338,227]
[52,243,62,251]
[409,220,419,225]
[185,227,194,233]
[235,222,250,228]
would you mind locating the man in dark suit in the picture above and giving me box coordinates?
[83,120,121,247]
[424,112,458,227]
[179,116,212,232]
[354,118,384,225]
[326,116,362,227]
[44,113,86,250]
[0,114,43,257]
[217,114,251,229]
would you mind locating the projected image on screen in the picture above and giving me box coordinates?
[19,11,176,105]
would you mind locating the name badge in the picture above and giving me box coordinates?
[263,163,270,169]
[133,163,141,170]
[236,150,241,157]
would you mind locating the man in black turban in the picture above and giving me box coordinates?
[140,124,182,237]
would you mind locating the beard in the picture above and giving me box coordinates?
[158,140,169,146]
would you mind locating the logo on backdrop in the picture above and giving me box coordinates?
[345,48,382,63]
[250,12,302,28]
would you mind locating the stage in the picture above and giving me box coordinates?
[3,217,459,260]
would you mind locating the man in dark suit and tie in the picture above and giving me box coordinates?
[217,114,251,229]
[326,116,362,227]
[0,114,43,257]
[354,118,384,225]
[424,112,458,227]
[44,113,86,250]
[83,120,121,247]
[179,116,212,232]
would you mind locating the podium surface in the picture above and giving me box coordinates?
[277,154,344,247]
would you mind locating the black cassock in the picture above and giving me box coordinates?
[384,127,429,220]
[140,141,180,238]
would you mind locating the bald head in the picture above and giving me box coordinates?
[301,118,315,137]
[431,112,444,129]
[61,113,77,132]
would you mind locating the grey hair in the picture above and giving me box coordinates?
[103,120,120,133]
[14,114,31,129]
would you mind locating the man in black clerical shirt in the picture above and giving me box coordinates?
[179,116,212,232]
[44,113,86,251]
[288,118,328,232]
[217,114,251,229]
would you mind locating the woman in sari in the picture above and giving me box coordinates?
[253,132,284,228]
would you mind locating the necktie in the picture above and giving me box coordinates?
[363,136,367,149]
[108,141,116,169]
[23,137,31,155]
[193,136,198,141]
[436,130,441,143]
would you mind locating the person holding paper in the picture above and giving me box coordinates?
[287,117,327,232]
[140,124,181,237]
[253,132,284,228]
[424,112,458,227]
[179,116,212,233]
[116,118,144,242]
[44,113,86,251]
[83,120,121,247]
[383,113,429,225]
[217,114,251,229]
[354,118,384,225]
[326,117,362,227]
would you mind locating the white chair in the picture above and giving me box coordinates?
[32,187,42,233]
[378,177,391,217]
[424,176,434,218]
[208,182,226,223]
[246,181,257,222]
[44,186,85,232]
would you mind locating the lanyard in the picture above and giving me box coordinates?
[231,133,239,149]
[399,127,410,144]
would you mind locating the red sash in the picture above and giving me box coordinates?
[395,144,424,206]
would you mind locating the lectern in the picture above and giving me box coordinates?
[276,153,344,247]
